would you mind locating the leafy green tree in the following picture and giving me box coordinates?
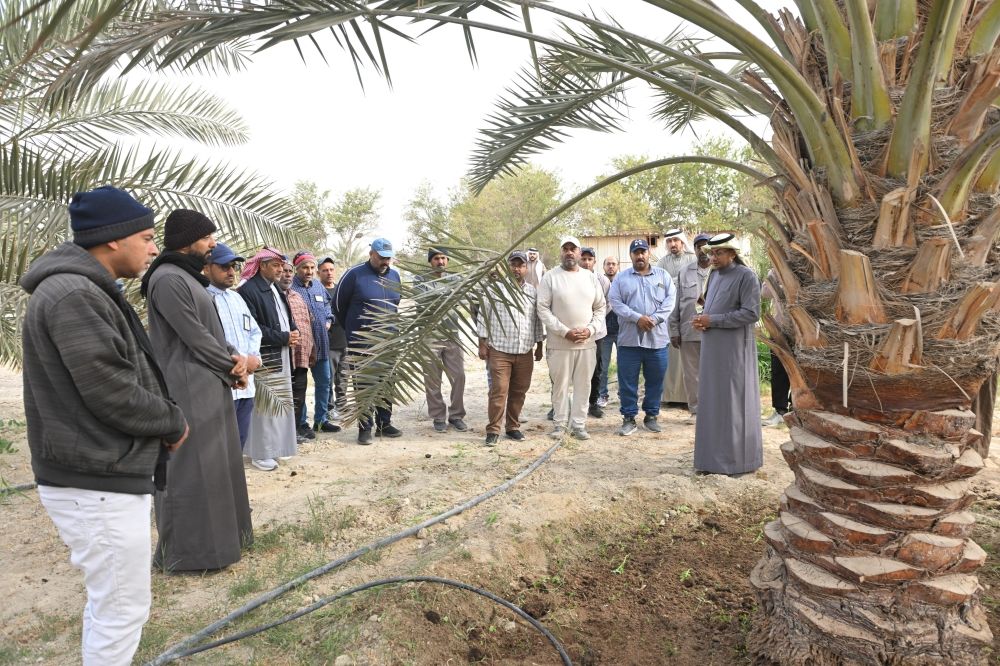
[289,182,380,266]
[50,2,999,663]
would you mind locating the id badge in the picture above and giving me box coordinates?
[243,314,252,331]
[314,294,324,302]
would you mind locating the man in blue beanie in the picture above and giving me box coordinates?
[20,185,190,665]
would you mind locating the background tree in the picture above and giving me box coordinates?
[0,0,310,368]
[43,2,999,663]
[291,181,381,265]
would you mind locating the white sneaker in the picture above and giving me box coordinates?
[570,427,591,440]
[548,425,566,440]
[596,396,609,408]
[763,412,785,427]
[251,458,278,471]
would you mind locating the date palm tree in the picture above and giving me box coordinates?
[1,0,311,368]
[30,1,998,663]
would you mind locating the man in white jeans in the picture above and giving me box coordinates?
[537,236,607,440]
[19,186,189,665]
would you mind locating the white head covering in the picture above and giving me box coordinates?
[706,232,741,253]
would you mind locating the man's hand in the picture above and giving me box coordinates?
[692,314,711,332]
[288,330,301,347]
[230,354,247,377]
[478,339,489,361]
[165,423,190,453]
[246,355,261,373]
[534,343,543,362]
[637,315,656,332]
[671,336,681,349]
[565,327,592,343]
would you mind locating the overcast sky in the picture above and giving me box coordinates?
[183,1,778,247]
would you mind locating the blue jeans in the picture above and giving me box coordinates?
[597,335,616,399]
[617,346,668,418]
[299,359,331,427]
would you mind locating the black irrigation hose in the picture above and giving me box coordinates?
[147,440,564,666]
[0,481,36,495]
[174,575,573,665]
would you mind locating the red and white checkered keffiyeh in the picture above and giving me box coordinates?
[240,247,286,282]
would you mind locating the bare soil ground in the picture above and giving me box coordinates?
[1,361,997,665]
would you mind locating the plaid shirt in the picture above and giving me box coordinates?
[285,287,315,368]
[476,280,544,355]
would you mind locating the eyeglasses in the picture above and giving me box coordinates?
[218,262,242,272]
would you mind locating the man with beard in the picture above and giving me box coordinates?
[141,209,253,571]
[238,248,301,469]
[656,228,696,408]
[691,233,762,475]
[290,251,339,434]
[21,186,189,664]
[670,233,713,424]
[332,238,403,444]
[280,261,321,446]
[579,246,610,419]
[596,256,620,408]
[418,248,468,433]
[537,237,607,440]
[608,239,675,435]
[205,243,262,450]
[318,257,348,419]
[524,246,546,288]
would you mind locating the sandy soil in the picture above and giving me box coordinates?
[1,358,997,664]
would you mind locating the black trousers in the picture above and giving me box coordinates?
[292,367,309,426]
[327,347,347,411]
[589,344,603,405]
[770,351,791,414]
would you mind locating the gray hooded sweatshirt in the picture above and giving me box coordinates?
[20,242,186,494]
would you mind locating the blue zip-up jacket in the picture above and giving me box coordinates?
[291,275,333,360]
[331,260,402,346]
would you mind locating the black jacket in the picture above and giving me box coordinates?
[237,272,296,368]
[20,242,187,494]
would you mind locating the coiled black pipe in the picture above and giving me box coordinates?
[171,576,572,665]
[0,481,36,495]
[147,439,564,665]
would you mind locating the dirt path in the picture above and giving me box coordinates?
[1,361,996,664]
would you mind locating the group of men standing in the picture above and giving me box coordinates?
[20,183,766,665]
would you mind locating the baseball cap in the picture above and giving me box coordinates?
[508,250,528,263]
[210,242,244,265]
[559,236,582,249]
[581,246,596,257]
[693,233,712,245]
[319,256,336,266]
[629,238,649,253]
[371,238,395,258]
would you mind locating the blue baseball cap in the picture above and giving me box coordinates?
[629,238,649,253]
[210,242,244,265]
[371,238,395,258]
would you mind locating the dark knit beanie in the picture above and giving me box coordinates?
[427,247,448,262]
[69,186,155,248]
[163,209,218,250]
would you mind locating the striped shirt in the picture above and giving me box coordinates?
[476,281,544,355]
[208,285,262,399]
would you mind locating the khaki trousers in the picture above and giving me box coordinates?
[424,339,467,422]
[680,340,701,415]
[548,347,598,429]
[486,348,534,434]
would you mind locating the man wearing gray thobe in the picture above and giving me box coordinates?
[669,233,712,422]
[657,228,696,406]
[691,233,762,475]
[142,209,253,570]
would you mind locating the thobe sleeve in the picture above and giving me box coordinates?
[536,273,568,338]
[47,291,187,441]
[668,279,681,338]
[152,274,236,384]
[711,271,761,329]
